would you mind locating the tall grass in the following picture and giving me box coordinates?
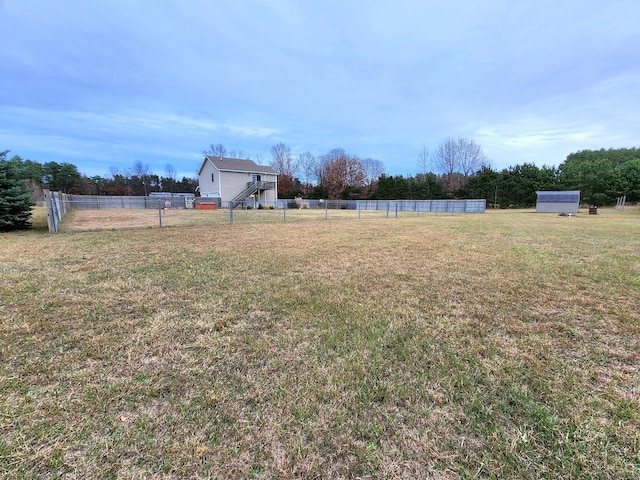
[1,208,638,478]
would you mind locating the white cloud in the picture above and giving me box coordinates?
[1,0,640,177]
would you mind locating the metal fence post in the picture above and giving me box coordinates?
[229,202,234,224]
[158,200,163,227]
[325,200,328,220]
[51,197,59,233]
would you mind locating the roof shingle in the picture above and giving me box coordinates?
[205,156,277,174]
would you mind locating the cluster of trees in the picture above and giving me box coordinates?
[2,141,638,231]
[558,148,640,206]
[258,137,486,202]
[87,163,198,196]
[0,155,198,197]
[377,148,639,208]
[461,148,640,207]
[265,141,638,207]
[263,143,384,200]
[0,152,199,231]
[257,137,489,201]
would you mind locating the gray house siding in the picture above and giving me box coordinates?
[198,156,278,207]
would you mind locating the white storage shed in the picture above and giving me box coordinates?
[535,190,581,213]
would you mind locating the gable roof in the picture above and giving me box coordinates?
[198,156,277,175]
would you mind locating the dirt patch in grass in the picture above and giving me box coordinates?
[1,209,638,478]
[59,206,441,232]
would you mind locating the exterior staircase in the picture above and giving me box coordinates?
[230,182,259,209]
[230,181,276,208]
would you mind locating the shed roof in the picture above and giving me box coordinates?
[535,190,580,203]
[199,156,277,175]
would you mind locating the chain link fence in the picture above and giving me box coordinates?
[278,198,486,213]
[44,191,485,233]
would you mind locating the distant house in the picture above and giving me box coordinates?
[535,190,581,213]
[198,156,278,208]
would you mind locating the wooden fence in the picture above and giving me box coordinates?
[44,190,72,233]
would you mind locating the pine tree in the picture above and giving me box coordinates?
[0,151,34,231]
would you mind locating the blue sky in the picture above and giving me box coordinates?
[1,0,639,180]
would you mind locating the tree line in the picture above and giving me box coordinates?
[460,148,640,207]
[0,155,198,196]
[2,142,638,230]
[263,140,639,207]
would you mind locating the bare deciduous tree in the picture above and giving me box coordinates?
[131,160,150,196]
[361,157,384,196]
[298,151,317,195]
[457,138,487,177]
[417,144,431,174]
[203,143,227,158]
[269,142,298,196]
[227,149,245,159]
[434,137,459,177]
[361,158,384,184]
[434,137,486,177]
[433,137,487,193]
[269,143,297,175]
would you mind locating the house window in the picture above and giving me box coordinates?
[211,173,215,182]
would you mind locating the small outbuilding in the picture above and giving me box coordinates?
[535,190,581,213]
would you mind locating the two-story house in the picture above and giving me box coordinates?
[198,156,278,208]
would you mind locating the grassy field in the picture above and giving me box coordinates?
[1,207,638,478]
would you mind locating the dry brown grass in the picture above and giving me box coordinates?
[58,206,437,232]
[1,208,638,478]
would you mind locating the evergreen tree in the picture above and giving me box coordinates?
[458,165,501,205]
[42,161,81,193]
[558,148,640,205]
[0,151,34,231]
